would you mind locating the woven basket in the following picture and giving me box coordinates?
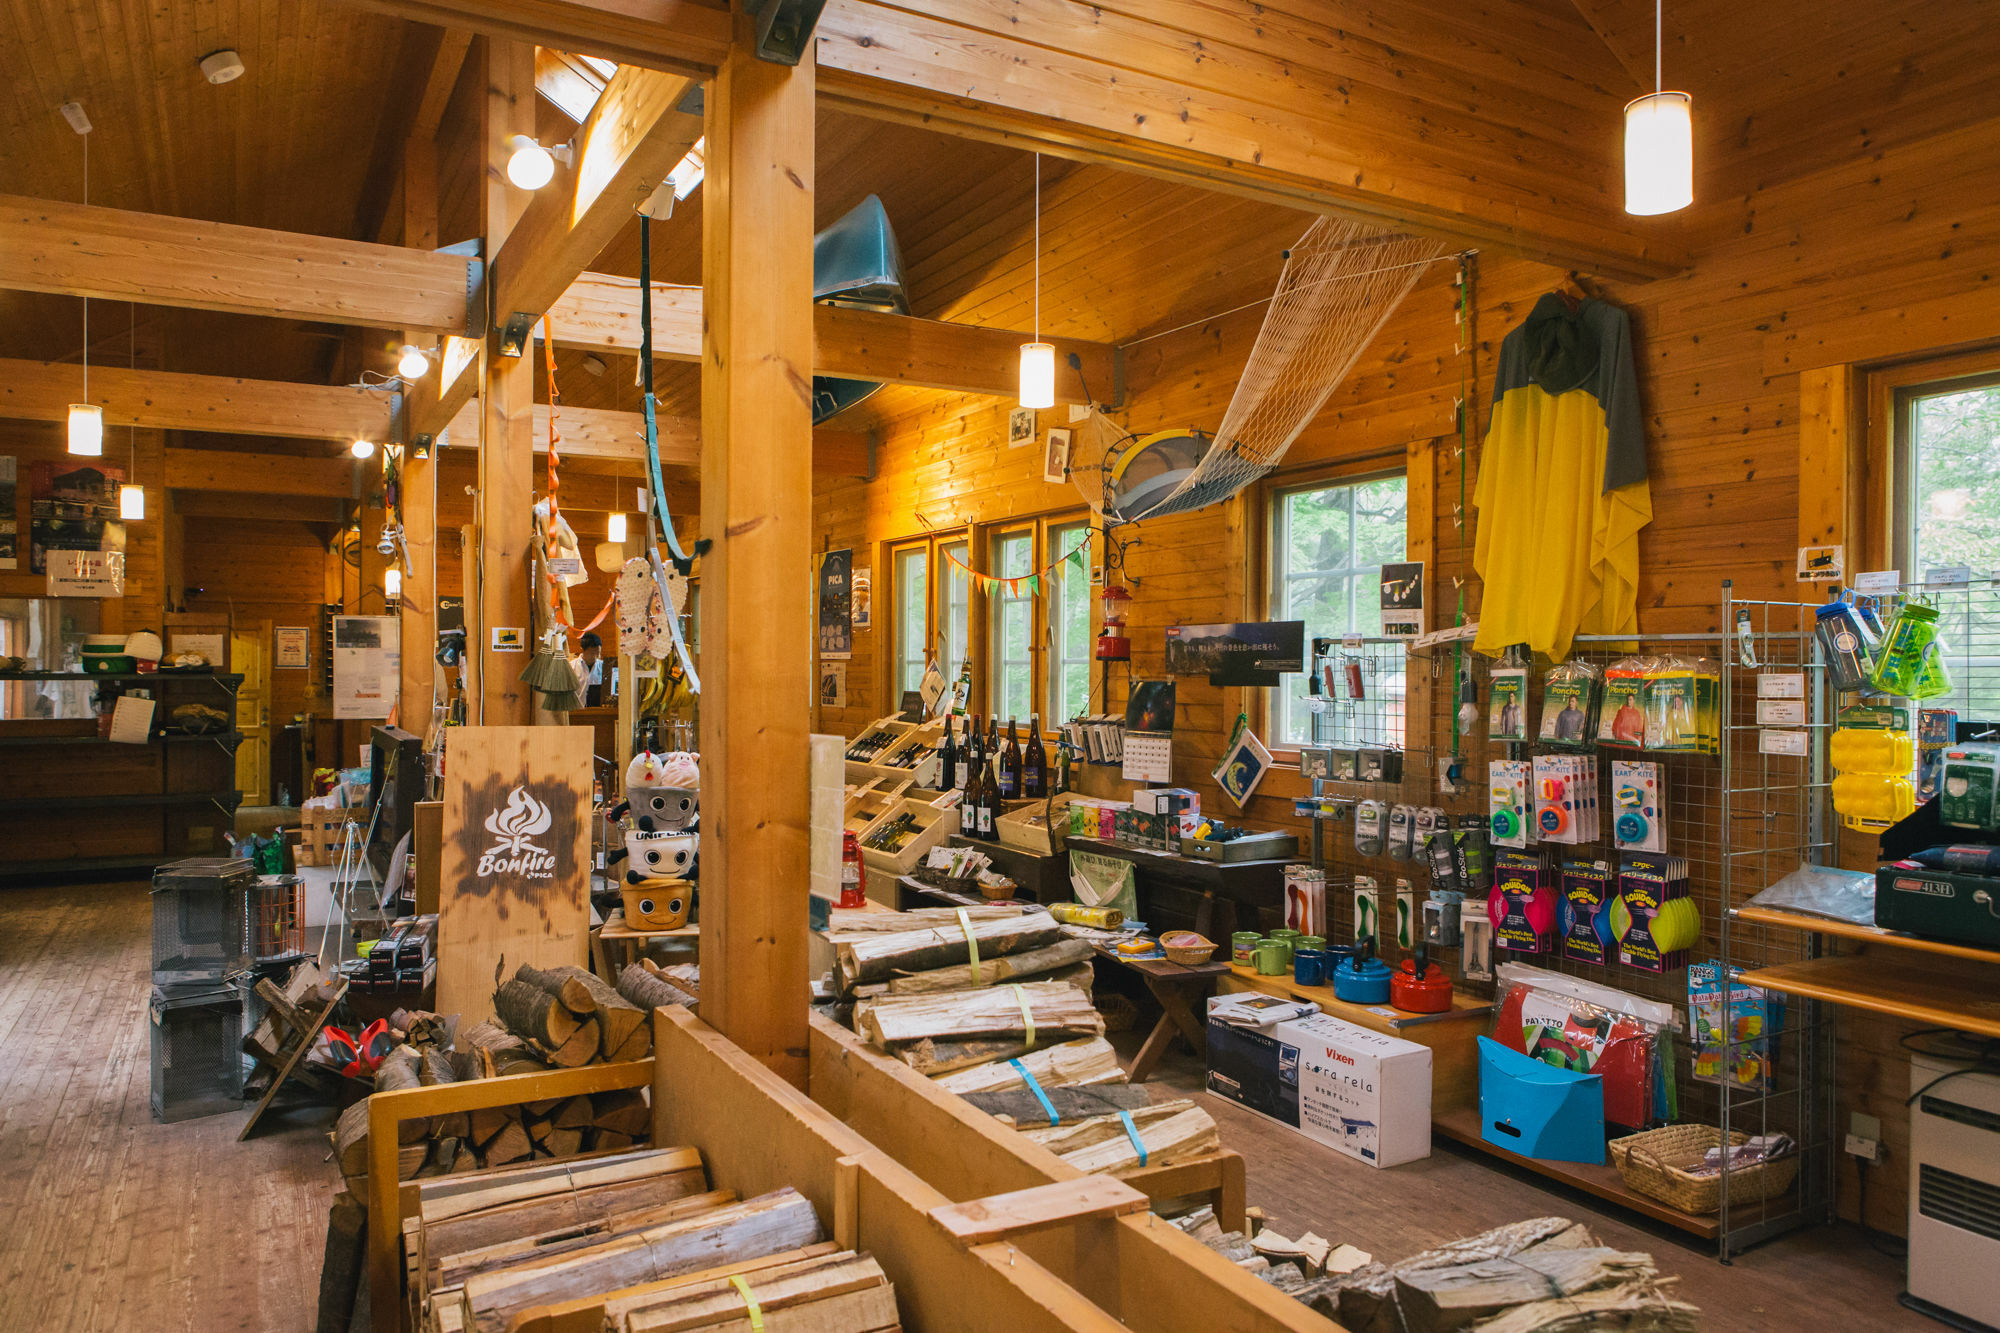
[1607,1124,1800,1214]
[1160,932,1217,966]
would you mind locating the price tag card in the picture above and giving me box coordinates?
[1757,672,1806,699]
[1758,728,1810,757]
[1756,698,1808,726]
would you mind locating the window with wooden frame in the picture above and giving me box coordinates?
[1887,361,2000,581]
[1045,521,1095,725]
[1265,469,1408,747]
[886,532,974,712]
[989,526,1036,726]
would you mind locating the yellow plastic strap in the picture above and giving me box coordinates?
[728,1275,765,1332]
[1013,983,1036,1049]
[956,907,982,983]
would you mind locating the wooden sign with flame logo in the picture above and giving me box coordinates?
[437,727,592,1025]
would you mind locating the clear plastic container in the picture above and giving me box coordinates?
[1868,601,1940,696]
[1814,602,1871,692]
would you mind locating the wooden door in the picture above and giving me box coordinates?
[232,624,270,801]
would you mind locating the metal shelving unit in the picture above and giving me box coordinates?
[1717,585,1839,1260]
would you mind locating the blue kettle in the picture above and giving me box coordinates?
[1332,937,1393,1005]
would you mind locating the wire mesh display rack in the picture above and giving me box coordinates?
[1291,591,1838,1258]
[1717,586,1839,1260]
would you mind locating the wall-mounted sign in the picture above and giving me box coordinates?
[46,548,124,597]
[1380,561,1425,637]
[491,626,525,652]
[1164,621,1305,686]
[818,548,852,661]
[274,626,310,669]
[333,615,400,720]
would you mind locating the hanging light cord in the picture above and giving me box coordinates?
[1655,0,1662,94]
[80,130,89,402]
[1033,153,1040,343]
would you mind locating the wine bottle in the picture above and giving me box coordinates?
[975,723,999,839]
[999,718,1022,799]
[1023,714,1047,798]
[938,717,960,792]
[960,714,983,836]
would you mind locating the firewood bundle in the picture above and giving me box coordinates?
[1020,1099,1220,1175]
[403,1147,899,1333]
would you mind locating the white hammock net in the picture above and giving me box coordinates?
[1090,216,1445,524]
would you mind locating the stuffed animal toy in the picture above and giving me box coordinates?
[621,878,692,931]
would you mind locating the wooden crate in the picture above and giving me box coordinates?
[856,797,953,876]
[366,1007,1330,1333]
[295,803,353,867]
[997,792,1080,854]
[843,778,911,842]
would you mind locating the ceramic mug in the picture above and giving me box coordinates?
[1270,928,1302,943]
[1293,947,1328,987]
[1253,941,1289,975]
[1297,934,1327,952]
[1231,931,1261,965]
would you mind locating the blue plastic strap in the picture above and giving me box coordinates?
[1118,1110,1149,1166]
[1008,1058,1060,1127]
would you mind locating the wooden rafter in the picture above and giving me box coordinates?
[0,358,394,441]
[0,194,476,335]
[165,448,359,499]
[549,275,1120,405]
[409,62,705,445]
[332,0,732,77]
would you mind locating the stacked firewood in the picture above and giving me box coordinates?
[401,1147,899,1333]
[825,906,1220,1177]
[330,958,699,1195]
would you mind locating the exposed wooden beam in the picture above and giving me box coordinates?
[334,0,732,75]
[171,491,349,523]
[410,62,704,445]
[0,358,393,441]
[548,274,1118,404]
[365,27,474,245]
[812,0,1687,282]
[0,194,478,335]
[440,401,871,475]
[700,14,816,1085]
[413,29,476,138]
[536,47,609,123]
[165,448,359,499]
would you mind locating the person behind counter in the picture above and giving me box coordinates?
[570,631,606,708]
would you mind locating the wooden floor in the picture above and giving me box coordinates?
[0,879,1929,1331]
[1133,1036,1932,1332]
[0,882,338,1333]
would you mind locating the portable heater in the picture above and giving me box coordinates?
[1907,1051,2000,1328]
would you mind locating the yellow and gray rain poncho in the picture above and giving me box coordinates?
[1472,294,1653,662]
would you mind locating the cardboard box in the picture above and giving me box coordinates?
[1205,1005,1432,1169]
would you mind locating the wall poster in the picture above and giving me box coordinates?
[0,457,16,569]
[29,460,124,575]
[333,615,401,720]
[818,548,853,661]
[274,626,311,669]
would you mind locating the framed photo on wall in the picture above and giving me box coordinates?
[1008,407,1036,447]
[1042,428,1072,483]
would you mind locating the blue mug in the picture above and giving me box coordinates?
[1293,947,1328,987]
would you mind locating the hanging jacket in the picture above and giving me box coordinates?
[1472,294,1652,661]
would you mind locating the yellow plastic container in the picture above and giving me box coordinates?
[1831,772,1916,826]
[1829,728,1915,775]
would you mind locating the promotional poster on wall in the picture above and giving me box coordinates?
[29,460,125,575]
[1380,561,1425,636]
[1163,621,1305,686]
[819,548,853,660]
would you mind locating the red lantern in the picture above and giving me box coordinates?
[1096,584,1132,661]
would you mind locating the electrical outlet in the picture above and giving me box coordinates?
[1850,1111,1882,1141]
[1844,1133,1884,1163]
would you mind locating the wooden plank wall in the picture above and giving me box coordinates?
[0,418,165,630]
[818,116,2000,1233]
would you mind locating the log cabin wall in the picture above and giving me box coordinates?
[816,114,2000,1235]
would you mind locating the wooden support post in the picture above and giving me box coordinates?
[477,39,538,725]
[699,20,815,1088]
[400,125,441,733]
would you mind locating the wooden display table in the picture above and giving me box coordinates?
[893,875,1038,912]
[1064,837,1291,938]
[946,835,1072,904]
[1090,944,1229,1083]
[1213,963,1493,1114]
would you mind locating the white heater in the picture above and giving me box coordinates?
[1908,1052,2000,1327]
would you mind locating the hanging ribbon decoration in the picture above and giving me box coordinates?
[638,213,703,694]
[942,532,1090,599]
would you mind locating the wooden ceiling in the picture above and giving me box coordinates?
[0,0,1994,452]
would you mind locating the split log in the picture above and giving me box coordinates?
[590,1089,651,1138]
[880,937,1097,994]
[932,1037,1125,1094]
[374,1047,431,1144]
[493,979,596,1067]
[543,965,652,1059]
[334,1100,372,1182]
[420,1152,709,1263]
[398,1143,430,1180]
[1395,1248,1659,1333]
[314,1192,367,1333]
[430,1137,462,1175]
[540,1126,584,1158]
[962,1082,1153,1127]
[897,1036,1044,1075]
[458,1188,824,1333]
[432,1190,738,1296]
[835,911,1062,988]
[617,962,696,1013]
[468,1106,514,1148]
[457,1020,550,1079]
[552,1096,594,1130]
[393,1008,454,1049]
[417,1150,691,1225]
[418,1048,457,1086]
[1023,1101,1220,1175]
[615,1249,897,1333]
[593,1130,637,1152]
[825,905,1021,935]
[856,980,1103,1046]
[1469,1280,1700,1333]
[482,1119,533,1166]
[1331,1217,1594,1333]
[449,1152,482,1175]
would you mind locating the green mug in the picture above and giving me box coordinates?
[1231,931,1261,965]
[1270,928,1302,942]
[1253,941,1289,975]
[1297,934,1327,951]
